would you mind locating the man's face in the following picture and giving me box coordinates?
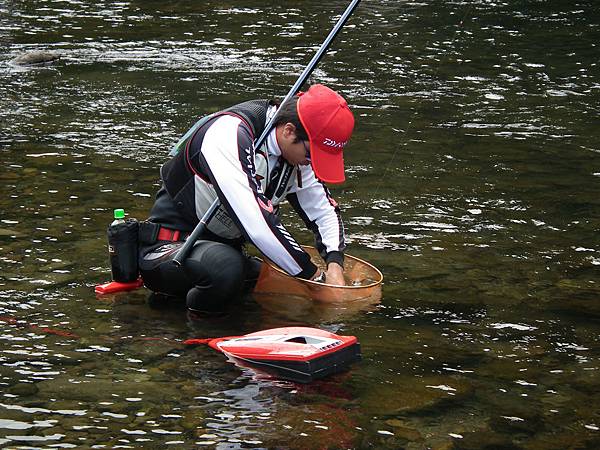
[278,123,311,166]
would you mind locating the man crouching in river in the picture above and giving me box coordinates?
[138,84,354,312]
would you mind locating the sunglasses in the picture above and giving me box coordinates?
[302,140,311,160]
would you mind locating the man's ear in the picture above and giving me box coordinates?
[282,122,296,138]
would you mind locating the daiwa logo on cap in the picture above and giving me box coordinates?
[297,84,355,184]
[323,138,348,149]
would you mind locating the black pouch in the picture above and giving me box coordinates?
[107,219,139,283]
[138,221,160,245]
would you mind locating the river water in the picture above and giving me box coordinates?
[1,0,600,448]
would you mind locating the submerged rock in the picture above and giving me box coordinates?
[8,382,39,397]
[39,259,74,273]
[0,228,25,238]
[11,51,61,66]
[384,419,424,442]
[28,272,78,288]
[360,374,474,417]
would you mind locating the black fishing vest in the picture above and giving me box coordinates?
[158,100,272,224]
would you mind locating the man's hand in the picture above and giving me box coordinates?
[325,262,345,286]
[309,263,345,286]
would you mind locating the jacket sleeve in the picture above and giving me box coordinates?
[198,114,318,279]
[286,165,346,267]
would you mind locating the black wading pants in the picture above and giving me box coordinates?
[139,239,259,312]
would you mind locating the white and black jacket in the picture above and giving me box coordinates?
[149,100,345,279]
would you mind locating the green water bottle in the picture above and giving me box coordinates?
[111,208,126,226]
[107,208,139,283]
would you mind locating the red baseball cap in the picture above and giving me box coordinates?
[297,84,354,184]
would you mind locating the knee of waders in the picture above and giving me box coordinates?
[186,285,225,314]
[184,241,245,311]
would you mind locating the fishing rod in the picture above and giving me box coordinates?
[173,0,361,266]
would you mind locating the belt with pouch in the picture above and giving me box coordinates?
[139,221,190,244]
[157,227,189,241]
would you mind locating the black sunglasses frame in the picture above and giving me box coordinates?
[302,140,311,160]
